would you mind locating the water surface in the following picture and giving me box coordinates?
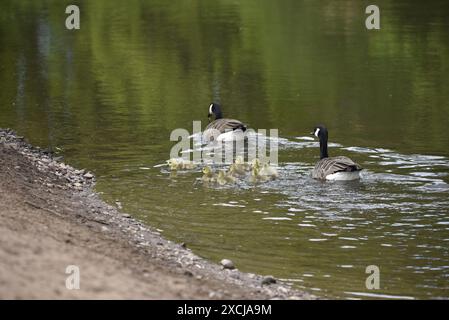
[1,0,449,299]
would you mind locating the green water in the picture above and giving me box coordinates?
[1,0,449,299]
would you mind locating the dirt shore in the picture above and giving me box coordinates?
[0,128,313,299]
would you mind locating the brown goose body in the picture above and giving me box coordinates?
[205,118,247,133]
[312,156,362,180]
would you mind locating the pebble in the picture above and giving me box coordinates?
[220,259,235,270]
[261,275,276,285]
[84,172,94,179]
[278,287,288,294]
[208,291,224,299]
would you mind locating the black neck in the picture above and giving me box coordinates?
[319,135,328,159]
[215,111,223,119]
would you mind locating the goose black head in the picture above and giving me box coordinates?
[311,125,328,140]
[208,103,223,121]
[311,125,329,159]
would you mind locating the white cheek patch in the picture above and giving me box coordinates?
[209,104,213,115]
[314,128,320,137]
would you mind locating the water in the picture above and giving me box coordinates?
[1,0,449,299]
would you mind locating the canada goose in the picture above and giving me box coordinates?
[217,170,236,185]
[259,163,278,180]
[202,166,217,183]
[250,166,269,183]
[202,166,235,185]
[229,163,246,177]
[249,161,278,183]
[229,156,251,175]
[250,158,261,170]
[249,166,263,183]
[204,103,247,142]
[310,125,362,181]
[167,158,196,170]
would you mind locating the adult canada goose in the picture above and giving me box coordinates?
[204,103,247,142]
[310,125,363,181]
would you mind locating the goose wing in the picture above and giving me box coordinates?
[205,118,247,133]
[312,156,362,180]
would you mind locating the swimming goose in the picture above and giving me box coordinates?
[235,155,249,167]
[217,170,236,185]
[229,163,246,177]
[249,161,278,183]
[249,166,265,183]
[202,166,236,185]
[167,158,196,170]
[202,166,217,183]
[204,103,247,142]
[259,163,279,180]
[310,125,362,181]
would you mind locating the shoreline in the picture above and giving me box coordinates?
[0,128,313,299]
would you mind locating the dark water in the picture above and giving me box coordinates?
[1,0,449,299]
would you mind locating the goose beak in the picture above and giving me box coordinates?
[310,131,314,136]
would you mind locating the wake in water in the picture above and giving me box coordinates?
[148,135,449,299]
[158,134,449,192]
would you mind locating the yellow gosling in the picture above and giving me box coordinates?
[202,166,216,183]
[259,163,278,180]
